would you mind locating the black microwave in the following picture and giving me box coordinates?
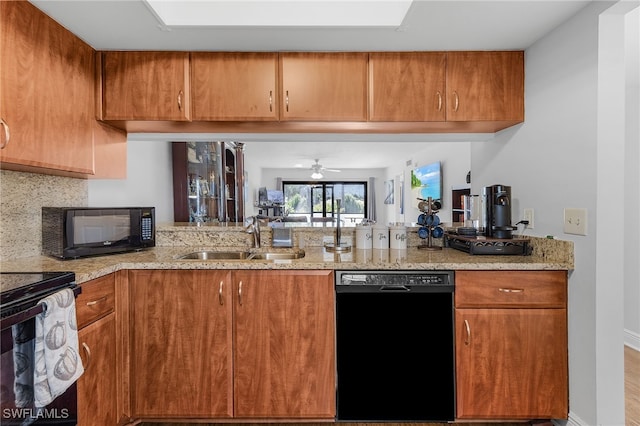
[42,207,155,259]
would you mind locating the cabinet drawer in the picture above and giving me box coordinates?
[455,270,567,308]
[76,274,115,329]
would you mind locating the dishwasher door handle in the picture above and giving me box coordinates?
[379,285,411,291]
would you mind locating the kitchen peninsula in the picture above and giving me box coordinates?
[1,223,573,425]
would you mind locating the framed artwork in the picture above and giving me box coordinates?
[384,179,394,204]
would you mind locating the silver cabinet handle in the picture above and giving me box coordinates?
[269,90,273,112]
[285,90,289,112]
[453,91,459,112]
[436,91,442,112]
[238,281,243,306]
[0,118,9,149]
[498,288,525,293]
[177,90,184,111]
[218,281,224,305]
[464,319,471,345]
[81,342,92,369]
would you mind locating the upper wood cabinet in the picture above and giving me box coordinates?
[279,52,368,121]
[191,52,278,121]
[446,51,524,122]
[369,52,447,121]
[0,1,94,175]
[454,271,568,420]
[100,51,191,121]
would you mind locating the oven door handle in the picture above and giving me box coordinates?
[0,285,82,330]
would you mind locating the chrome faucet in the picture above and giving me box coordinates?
[325,199,351,252]
[245,216,261,248]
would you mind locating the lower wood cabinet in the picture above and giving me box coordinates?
[76,273,118,426]
[128,269,335,420]
[454,270,568,420]
[78,314,117,426]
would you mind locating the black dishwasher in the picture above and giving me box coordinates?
[335,270,455,422]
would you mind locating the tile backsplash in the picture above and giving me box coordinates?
[0,170,88,263]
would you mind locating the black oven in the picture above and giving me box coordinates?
[1,272,80,425]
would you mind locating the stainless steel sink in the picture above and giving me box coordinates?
[249,250,305,260]
[177,251,251,260]
[177,250,305,261]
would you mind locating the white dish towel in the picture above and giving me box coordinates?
[33,288,84,407]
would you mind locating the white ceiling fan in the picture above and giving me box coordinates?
[309,159,341,179]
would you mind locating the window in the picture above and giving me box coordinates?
[282,181,367,223]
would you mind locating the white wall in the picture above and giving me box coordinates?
[385,142,471,225]
[624,6,640,350]
[471,2,638,424]
[88,140,174,224]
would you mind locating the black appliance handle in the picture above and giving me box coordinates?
[0,285,82,331]
[336,285,454,294]
[379,285,411,291]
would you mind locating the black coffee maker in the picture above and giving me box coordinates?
[483,184,515,239]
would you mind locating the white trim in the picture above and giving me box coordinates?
[555,411,589,426]
[625,328,640,351]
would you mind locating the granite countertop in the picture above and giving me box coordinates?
[0,244,573,285]
[0,222,574,284]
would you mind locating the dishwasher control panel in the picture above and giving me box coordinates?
[336,270,454,288]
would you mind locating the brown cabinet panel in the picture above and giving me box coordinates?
[78,314,117,426]
[129,270,233,418]
[369,52,446,121]
[0,1,94,174]
[455,270,567,308]
[455,309,568,419]
[76,273,115,329]
[454,270,568,420]
[279,52,368,121]
[192,52,278,121]
[446,51,524,122]
[101,51,191,121]
[233,270,336,418]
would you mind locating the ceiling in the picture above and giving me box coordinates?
[30,0,593,170]
[30,0,592,52]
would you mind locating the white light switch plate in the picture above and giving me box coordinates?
[563,208,587,235]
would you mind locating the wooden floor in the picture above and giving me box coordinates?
[141,348,640,426]
[627,345,640,426]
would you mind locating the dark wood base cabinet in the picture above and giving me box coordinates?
[454,270,569,420]
[128,269,335,421]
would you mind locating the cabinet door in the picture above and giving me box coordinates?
[129,270,233,418]
[78,314,117,426]
[192,52,278,121]
[233,270,336,418]
[446,51,524,122]
[455,308,568,419]
[279,52,368,121]
[101,51,191,121]
[0,1,94,174]
[369,52,446,121]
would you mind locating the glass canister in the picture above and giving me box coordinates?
[389,224,407,250]
[372,224,389,249]
[463,195,482,230]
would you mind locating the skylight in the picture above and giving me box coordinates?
[143,0,414,28]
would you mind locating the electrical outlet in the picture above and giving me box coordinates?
[523,208,534,229]
[563,208,588,235]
